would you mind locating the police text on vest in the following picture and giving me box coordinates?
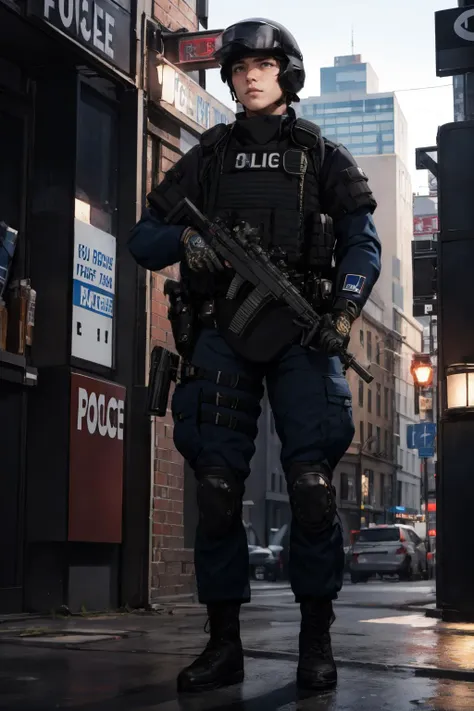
[235,152,280,169]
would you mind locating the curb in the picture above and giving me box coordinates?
[242,648,474,682]
[245,600,436,613]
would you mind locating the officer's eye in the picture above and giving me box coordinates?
[261,60,277,69]
[232,65,244,74]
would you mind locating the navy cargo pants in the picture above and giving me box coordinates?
[171,327,355,604]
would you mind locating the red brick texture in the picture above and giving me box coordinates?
[146,61,197,600]
[153,0,198,33]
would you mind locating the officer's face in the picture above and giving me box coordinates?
[231,56,285,115]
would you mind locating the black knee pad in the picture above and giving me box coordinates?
[288,462,336,534]
[196,467,243,539]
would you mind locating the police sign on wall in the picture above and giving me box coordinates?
[69,372,125,543]
[27,0,132,74]
[435,6,474,76]
[72,219,116,368]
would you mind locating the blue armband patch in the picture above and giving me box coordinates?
[342,274,366,295]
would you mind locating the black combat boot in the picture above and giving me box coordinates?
[177,601,244,693]
[296,598,337,691]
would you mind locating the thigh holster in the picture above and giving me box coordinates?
[196,466,243,539]
[287,461,336,534]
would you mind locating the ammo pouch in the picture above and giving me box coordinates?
[164,279,196,359]
[306,213,335,270]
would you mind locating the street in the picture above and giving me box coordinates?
[249,578,437,609]
[3,579,474,710]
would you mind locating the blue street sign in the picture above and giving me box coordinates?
[406,424,416,450]
[406,423,436,455]
[414,423,437,451]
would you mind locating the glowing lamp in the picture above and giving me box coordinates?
[411,354,433,387]
[446,364,474,410]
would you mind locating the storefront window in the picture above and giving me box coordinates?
[76,84,118,235]
[180,128,199,155]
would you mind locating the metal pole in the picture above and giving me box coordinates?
[424,457,429,541]
[458,0,474,121]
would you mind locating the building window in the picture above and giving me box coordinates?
[384,429,390,458]
[358,379,364,406]
[368,470,375,506]
[76,83,118,235]
[384,387,389,418]
[360,421,364,447]
[361,472,369,506]
[375,340,381,364]
[397,480,403,506]
[341,472,357,502]
[376,426,381,452]
[376,111,394,121]
[367,331,372,360]
[376,383,381,416]
[271,472,276,492]
[380,474,385,506]
[360,329,364,345]
[368,422,373,446]
[368,389,372,413]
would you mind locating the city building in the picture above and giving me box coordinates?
[0,0,234,614]
[296,54,423,527]
[0,0,144,614]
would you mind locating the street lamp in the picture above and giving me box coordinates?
[411,353,434,388]
[446,363,474,411]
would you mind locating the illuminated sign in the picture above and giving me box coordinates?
[179,33,221,64]
[148,55,235,133]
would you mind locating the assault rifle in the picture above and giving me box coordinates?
[165,198,373,384]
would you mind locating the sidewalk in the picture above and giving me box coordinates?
[1,599,474,710]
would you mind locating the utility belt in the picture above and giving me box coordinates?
[164,268,334,363]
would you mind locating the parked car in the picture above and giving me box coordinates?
[349,524,428,583]
[245,522,289,581]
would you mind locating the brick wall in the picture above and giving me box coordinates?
[147,116,196,600]
[153,0,198,32]
[146,0,200,603]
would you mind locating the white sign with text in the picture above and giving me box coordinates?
[71,219,116,367]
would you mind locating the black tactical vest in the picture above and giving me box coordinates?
[203,113,324,273]
[195,113,333,362]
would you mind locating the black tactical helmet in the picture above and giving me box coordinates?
[214,18,305,102]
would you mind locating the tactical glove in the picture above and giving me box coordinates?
[318,298,359,356]
[181,228,224,273]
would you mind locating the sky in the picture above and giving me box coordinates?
[205,0,456,193]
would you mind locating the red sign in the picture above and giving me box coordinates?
[413,215,439,235]
[178,33,221,64]
[69,372,126,543]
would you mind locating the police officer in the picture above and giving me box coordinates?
[129,18,381,694]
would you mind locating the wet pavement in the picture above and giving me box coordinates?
[1,581,474,710]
